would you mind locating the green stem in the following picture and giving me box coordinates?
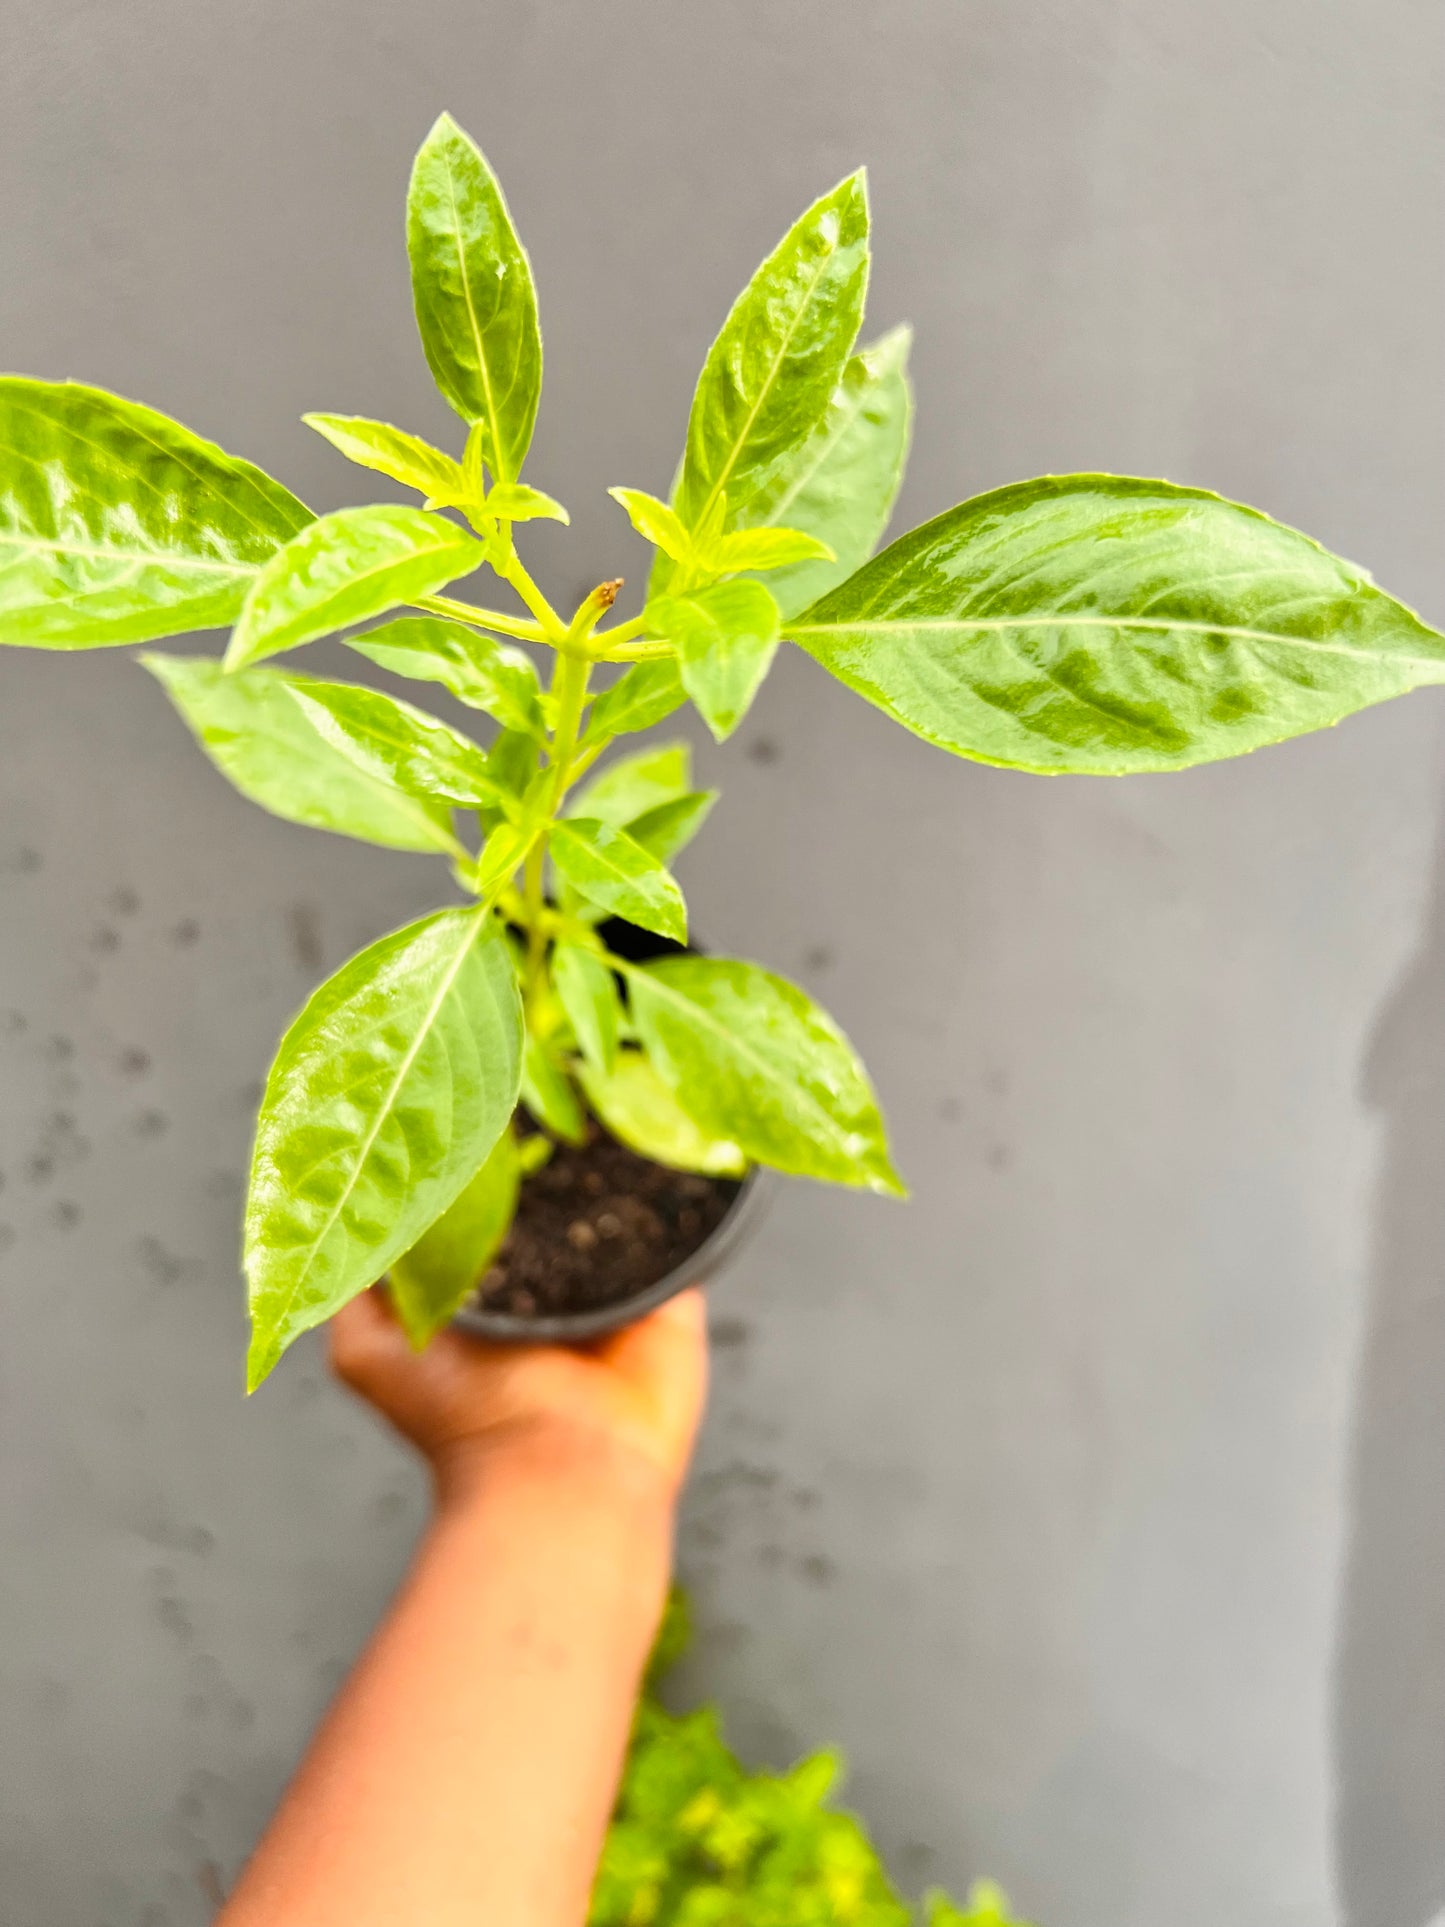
[500,542,569,646]
[523,644,594,1004]
[417,593,548,644]
[591,635,676,662]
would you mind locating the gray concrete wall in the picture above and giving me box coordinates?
[2,4,1442,1922]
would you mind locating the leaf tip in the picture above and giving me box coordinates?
[245,1331,281,1394]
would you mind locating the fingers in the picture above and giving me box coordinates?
[602,1288,709,1476]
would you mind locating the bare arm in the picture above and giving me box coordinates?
[219,1287,708,1927]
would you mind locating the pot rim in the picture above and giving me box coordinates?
[450,1162,772,1346]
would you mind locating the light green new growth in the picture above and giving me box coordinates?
[1,112,1440,1384]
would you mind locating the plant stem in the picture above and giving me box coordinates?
[416,593,548,644]
[522,639,594,1002]
[592,635,675,663]
[499,543,569,646]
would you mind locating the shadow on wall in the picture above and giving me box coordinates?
[1334,795,1445,1927]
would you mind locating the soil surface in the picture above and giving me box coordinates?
[471,1118,741,1321]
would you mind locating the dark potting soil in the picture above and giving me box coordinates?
[471,1119,741,1321]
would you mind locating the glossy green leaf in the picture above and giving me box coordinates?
[407,113,542,481]
[521,1033,587,1144]
[622,955,901,1194]
[302,413,464,502]
[389,1127,520,1347]
[699,525,835,573]
[608,487,691,564]
[485,725,543,804]
[286,677,500,809]
[486,482,568,525]
[647,580,781,740]
[551,818,688,944]
[659,171,869,581]
[738,324,912,617]
[347,614,543,735]
[583,659,688,746]
[570,743,692,826]
[470,818,537,899]
[791,475,1445,774]
[142,654,460,854]
[624,790,718,865]
[0,377,312,649]
[579,1049,746,1177]
[552,941,621,1075]
[225,504,485,670]
[245,908,523,1387]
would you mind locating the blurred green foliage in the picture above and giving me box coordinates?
[590,1596,1033,1927]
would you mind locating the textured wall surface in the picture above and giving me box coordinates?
[2,5,1443,1924]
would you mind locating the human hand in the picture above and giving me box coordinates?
[329,1286,709,1506]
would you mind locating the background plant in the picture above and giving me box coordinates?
[1,112,1441,1385]
[592,1594,1034,1927]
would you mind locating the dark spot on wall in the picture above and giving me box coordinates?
[369,1489,409,1526]
[800,1552,837,1587]
[154,1592,196,1646]
[3,845,43,874]
[710,1314,752,1349]
[88,925,121,954]
[987,1141,1013,1171]
[25,1153,55,1185]
[0,1225,15,1255]
[746,736,781,765]
[118,1047,151,1078]
[108,887,141,917]
[801,942,835,974]
[2,1010,27,1035]
[50,1200,81,1230]
[132,1109,169,1139]
[204,1168,242,1199]
[791,1487,819,1510]
[938,1096,962,1122]
[171,918,201,948]
[134,1235,186,1287]
[237,1078,264,1110]
[287,901,324,972]
[42,1034,73,1061]
[757,1542,784,1568]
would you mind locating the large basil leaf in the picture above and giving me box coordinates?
[740,323,912,618]
[656,171,869,587]
[791,476,1445,774]
[583,659,688,746]
[245,908,523,1387]
[389,1127,520,1347]
[570,743,692,825]
[550,818,687,943]
[302,413,465,502]
[142,654,460,854]
[407,113,542,481]
[0,377,312,648]
[623,955,901,1194]
[348,614,543,735]
[225,504,484,670]
[647,579,780,740]
[579,1049,746,1178]
[285,678,501,808]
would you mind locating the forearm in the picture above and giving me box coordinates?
[219,1429,675,1927]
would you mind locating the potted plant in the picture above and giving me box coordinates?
[2,113,1440,1388]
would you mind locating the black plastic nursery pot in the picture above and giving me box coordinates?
[450,916,769,1346]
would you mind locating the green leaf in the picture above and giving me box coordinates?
[570,743,692,828]
[0,377,312,649]
[285,678,501,810]
[660,171,870,580]
[583,659,688,746]
[407,112,542,481]
[389,1127,520,1347]
[486,481,568,524]
[624,790,717,865]
[552,942,621,1075]
[551,818,688,944]
[738,323,913,617]
[608,487,691,563]
[792,475,1445,774]
[302,413,464,502]
[142,654,460,854]
[622,955,901,1194]
[699,525,835,573]
[245,908,523,1387]
[579,1050,746,1178]
[647,580,781,740]
[225,504,485,670]
[347,614,543,735]
[484,725,543,805]
[521,1033,587,1143]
